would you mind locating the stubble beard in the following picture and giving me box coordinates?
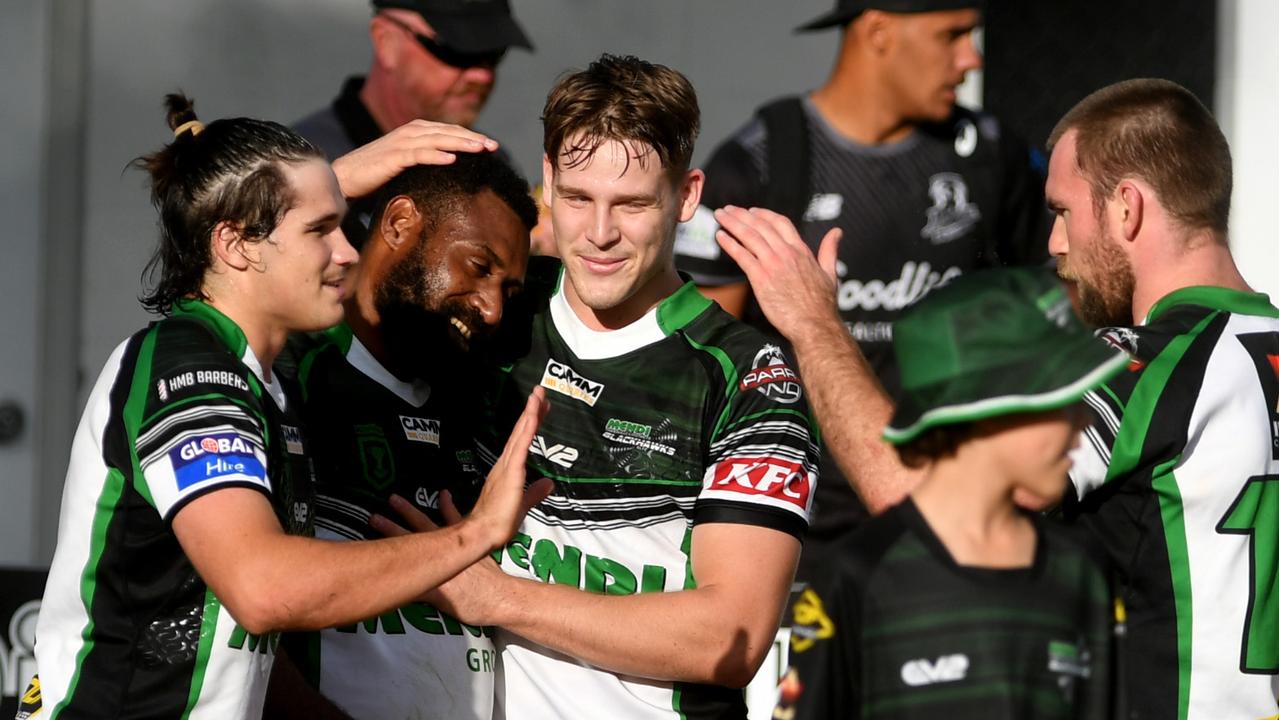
[1060,223,1135,328]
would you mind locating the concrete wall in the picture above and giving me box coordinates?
[1218,0,1279,298]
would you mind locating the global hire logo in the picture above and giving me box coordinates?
[400,416,441,445]
[900,654,969,686]
[541,359,604,406]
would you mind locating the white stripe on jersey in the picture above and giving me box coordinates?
[710,419,814,453]
[1082,389,1121,438]
[135,402,261,449]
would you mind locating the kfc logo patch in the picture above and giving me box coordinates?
[741,345,802,404]
[707,457,813,512]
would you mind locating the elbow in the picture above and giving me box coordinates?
[704,634,773,689]
[220,588,284,635]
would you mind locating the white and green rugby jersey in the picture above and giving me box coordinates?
[1065,287,1279,720]
[280,324,495,720]
[481,262,820,719]
[34,300,315,720]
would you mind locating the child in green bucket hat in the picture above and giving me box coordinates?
[776,267,1125,719]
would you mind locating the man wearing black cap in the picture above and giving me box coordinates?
[294,0,531,243]
[674,0,1051,587]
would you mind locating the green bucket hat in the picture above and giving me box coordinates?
[883,267,1129,445]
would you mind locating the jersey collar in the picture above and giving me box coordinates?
[1143,285,1279,325]
[171,299,287,410]
[341,324,432,408]
[549,267,712,360]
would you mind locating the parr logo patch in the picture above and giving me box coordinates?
[707,456,813,511]
[169,432,264,490]
[901,654,969,686]
[280,424,305,455]
[541,359,604,406]
[529,435,579,469]
[741,345,802,404]
[399,416,441,445]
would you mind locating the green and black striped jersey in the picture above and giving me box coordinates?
[279,324,495,720]
[480,260,821,719]
[33,300,315,719]
[778,499,1113,720]
[1064,286,1279,720]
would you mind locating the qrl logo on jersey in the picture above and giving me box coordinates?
[529,435,579,469]
[541,359,604,406]
[400,416,441,445]
[707,457,812,512]
[741,345,802,404]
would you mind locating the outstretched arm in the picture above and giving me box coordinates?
[173,389,553,634]
[376,500,799,688]
[713,206,921,513]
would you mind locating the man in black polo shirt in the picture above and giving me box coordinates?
[294,0,531,243]
[675,0,1050,584]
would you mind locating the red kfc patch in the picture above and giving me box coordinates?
[709,457,812,512]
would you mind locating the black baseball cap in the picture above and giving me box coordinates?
[883,268,1128,445]
[797,0,983,32]
[373,0,533,53]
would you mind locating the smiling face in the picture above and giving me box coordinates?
[253,159,357,334]
[879,8,982,122]
[1046,130,1136,327]
[376,189,528,373]
[543,137,702,330]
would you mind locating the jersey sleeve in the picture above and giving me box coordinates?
[674,128,766,287]
[1068,328,1142,500]
[695,339,820,539]
[133,324,273,523]
[776,573,862,719]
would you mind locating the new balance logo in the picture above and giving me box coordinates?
[900,654,969,686]
[529,435,579,469]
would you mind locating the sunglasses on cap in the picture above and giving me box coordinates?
[380,14,506,69]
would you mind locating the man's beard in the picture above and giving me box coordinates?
[1058,224,1135,328]
[375,243,489,380]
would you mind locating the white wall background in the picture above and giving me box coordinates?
[1218,0,1279,298]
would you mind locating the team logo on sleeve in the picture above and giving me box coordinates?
[399,416,441,445]
[541,359,604,406]
[169,432,265,489]
[706,456,813,512]
[280,424,305,455]
[740,345,802,404]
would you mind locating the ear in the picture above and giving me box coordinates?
[860,10,893,53]
[369,15,402,70]
[377,196,422,252]
[541,155,555,206]
[676,168,705,223]
[1113,180,1144,243]
[210,221,254,271]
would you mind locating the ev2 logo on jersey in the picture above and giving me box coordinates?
[901,654,969,686]
[529,435,578,469]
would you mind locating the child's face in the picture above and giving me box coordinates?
[984,405,1091,511]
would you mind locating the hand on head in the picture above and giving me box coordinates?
[331,120,499,199]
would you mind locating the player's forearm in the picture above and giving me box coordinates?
[229,520,491,633]
[787,316,921,514]
[489,579,780,687]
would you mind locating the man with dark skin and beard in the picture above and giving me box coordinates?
[276,150,537,720]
